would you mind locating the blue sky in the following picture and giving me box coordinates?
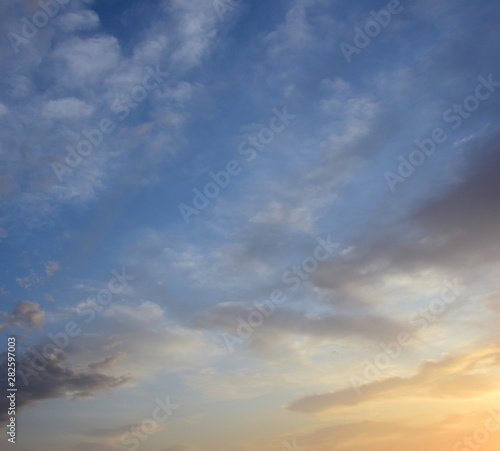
[1,0,500,450]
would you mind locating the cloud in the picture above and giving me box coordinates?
[56,10,100,32]
[278,413,497,451]
[0,300,45,330]
[42,98,94,119]
[87,352,127,371]
[15,270,42,289]
[196,302,404,346]
[300,125,500,311]
[249,201,314,232]
[45,260,60,276]
[63,298,210,378]
[0,1,499,449]
[0,349,131,422]
[263,1,316,60]
[91,423,150,439]
[166,0,220,67]
[52,36,121,86]
[288,342,500,414]
[44,292,56,302]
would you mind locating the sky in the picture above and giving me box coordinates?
[0,0,500,450]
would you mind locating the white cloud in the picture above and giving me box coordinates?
[42,97,94,119]
[167,0,219,67]
[264,3,314,59]
[52,36,121,86]
[56,10,100,32]
[132,34,169,63]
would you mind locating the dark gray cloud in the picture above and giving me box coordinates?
[0,349,131,422]
[195,302,404,344]
[310,124,500,307]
